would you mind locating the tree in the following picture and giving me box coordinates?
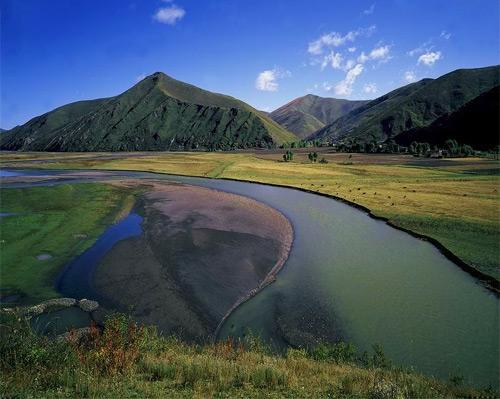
[283,150,294,162]
[410,141,418,155]
[461,144,474,156]
[308,152,318,163]
[445,139,459,156]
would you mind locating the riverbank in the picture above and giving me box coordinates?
[1,168,498,387]
[0,182,133,303]
[1,151,497,285]
[55,178,293,341]
[1,311,494,398]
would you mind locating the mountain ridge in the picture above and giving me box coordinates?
[309,65,500,146]
[0,72,297,151]
[395,85,500,150]
[269,94,368,138]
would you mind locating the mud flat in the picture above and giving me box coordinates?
[92,180,293,341]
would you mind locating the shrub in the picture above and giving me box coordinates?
[75,314,146,375]
[310,341,357,363]
[251,366,287,388]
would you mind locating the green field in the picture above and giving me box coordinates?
[2,150,498,281]
[0,183,132,303]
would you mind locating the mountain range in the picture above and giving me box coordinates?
[310,65,499,146]
[1,65,499,152]
[395,85,499,151]
[0,73,296,151]
[269,94,368,139]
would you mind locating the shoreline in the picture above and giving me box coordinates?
[92,178,295,340]
[1,165,498,295]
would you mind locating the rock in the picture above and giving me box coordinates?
[78,299,99,312]
[21,298,77,318]
[22,304,45,319]
[43,298,77,308]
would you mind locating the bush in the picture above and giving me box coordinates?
[360,344,391,369]
[75,314,146,375]
[0,313,76,371]
[310,341,357,363]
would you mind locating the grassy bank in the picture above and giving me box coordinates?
[2,151,498,280]
[0,312,493,398]
[0,183,132,303]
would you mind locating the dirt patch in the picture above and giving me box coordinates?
[92,180,293,341]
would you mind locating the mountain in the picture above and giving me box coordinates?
[0,72,297,151]
[310,65,500,145]
[395,85,500,150]
[269,94,368,138]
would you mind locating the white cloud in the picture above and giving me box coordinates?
[344,59,355,71]
[404,70,417,83]
[357,45,391,64]
[363,4,375,15]
[307,25,376,55]
[408,40,433,57]
[331,63,364,96]
[440,30,451,40]
[153,4,185,25]
[321,51,343,70]
[418,51,441,66]
[348,47,357,53]
[363,83,377,94]
[255,68,291,92]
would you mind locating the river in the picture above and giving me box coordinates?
[1,168,498,387]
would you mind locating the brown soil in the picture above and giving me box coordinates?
[92,180,293,341]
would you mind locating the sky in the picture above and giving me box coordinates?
[1,0,499,129]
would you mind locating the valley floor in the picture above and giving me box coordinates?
[1,150,499,283]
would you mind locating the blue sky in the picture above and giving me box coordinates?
[1,0,499,129]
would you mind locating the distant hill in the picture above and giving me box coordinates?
[0,72,297,151]
[270,94,368,138]
[310,65,500,145]
[395,85,500,150]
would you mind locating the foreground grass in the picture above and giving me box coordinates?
[0,183,132,303]
[2,151,498,279]
[0,313,493,399]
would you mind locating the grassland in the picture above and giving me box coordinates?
[0,183,132,303]
[0,312,493,398]
[2,150,498,281]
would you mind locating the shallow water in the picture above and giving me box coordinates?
[30,307,92,336]
[56,213,143,300]
[1,168,498,387]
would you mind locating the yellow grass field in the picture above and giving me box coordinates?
[1,150,499,281]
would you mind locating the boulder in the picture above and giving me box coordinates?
[78,299,99,312]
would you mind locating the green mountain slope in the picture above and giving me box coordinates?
[270,94,368,138]
[395,85,500,150]
[0,73,297,151]
[310,65,500,144]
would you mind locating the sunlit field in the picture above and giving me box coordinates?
[2,150,499,280]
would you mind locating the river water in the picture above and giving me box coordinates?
[1,168,498,387]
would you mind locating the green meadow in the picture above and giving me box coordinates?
[2,151,498,280]
[0,183,131,303]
